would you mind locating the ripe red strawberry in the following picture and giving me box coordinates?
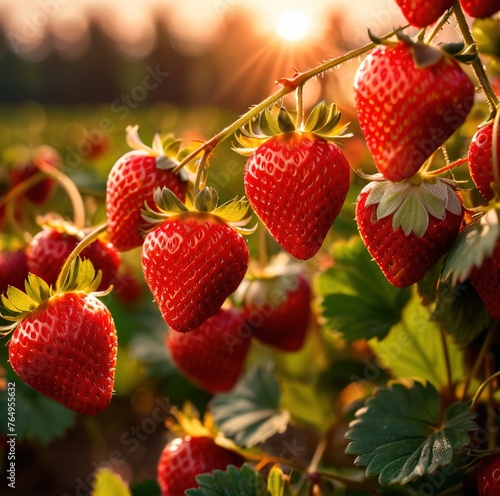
[167,308,251,392]
[469,238,500,320]
[241,273,311,352]
[157,436,244,496]
[142,213,249,333]
[244,132,350,260]
[10,145,61,204]
[460,0,500,18]
[395,0,454,27]
[2,259,117,415]
[27,225,120,291]
[106,126,187,252]
[476,453,500,495]
[356,177,464,287]
[0,248,29,295]
[468,122,499,202]
[354,41,475,182]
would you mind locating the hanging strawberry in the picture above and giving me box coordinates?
[106,126,190,252]
[235,103,351,260]
[354,37,475,182]
[356,174,464,287]
[394,0,454,28]
[142,186,255,333]
[1,257,117,415]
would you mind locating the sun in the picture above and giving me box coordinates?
[276,10,311,42]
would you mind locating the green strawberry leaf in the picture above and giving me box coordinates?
[91,468,131,496]
[317,237,411,341]
[186,464,269,496]
[345,381,477,485]
[211,364,291,448]
[130,479,161,496]
[0,374,76,444]
[0,285,38,320]
[432,279,491,349]
[58,256,103,295]
[441,209,500,285]
[369,294,465,387]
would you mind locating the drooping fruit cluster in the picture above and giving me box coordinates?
[141,186,253,333]
[157,436,244,496]
[354,39,474,182]
[236,103,351,260]
[1,258,117,415]
[106,126,189,252]
[356,176,464,287]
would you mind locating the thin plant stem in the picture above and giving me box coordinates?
[296,84,305,130]
[427,157,468,176]
[453,4,500,111]
[35,159,86,229]
[55,223,108,291]
[172,27,406,175]
[307,437,328,475]
[425,8,454,43]
[472,370,500,410]
[440,329,455,400]
[461,325,495,401]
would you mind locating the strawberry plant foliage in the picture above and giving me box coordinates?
[370,295,465,387]
[317,237,411,341]
[210,365,290,448]
[345,381,477,485]
[186,464,269,496]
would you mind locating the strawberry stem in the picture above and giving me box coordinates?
[296,84,305,130]
[1,171,47,242]
[426,157,468,176]
[172,26,406,173]
[440,328,455,400]
[424,8,454,44]
[461,325,494,401]
[35,158,86,229]
[55,222,108,291]
[471,369,500,410]
[453,4,500,111]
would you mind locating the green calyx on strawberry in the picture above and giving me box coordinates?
[106,125,193,252]
[234,102,352,260]
[236,254,312,352]
[0,257,117,415]
[442,208,500,320]
[356,173,464,288]
[354,35,475,182]
[141,186,255,333]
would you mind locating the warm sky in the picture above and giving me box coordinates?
[1,0,407,57]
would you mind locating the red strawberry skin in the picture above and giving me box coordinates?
[469,240,500,320]
[356,187,463,288]
[395,0,454,27]
[142,215,249,333]
[106,152,187,252]
[244,132,350,260]
[468,123,499,202]
[167,308,251,393]
[461,0,500,18]
[10,146,61,204]
[354,42,474,181]
[476,453,500,495]
[157,436,244,496]
[243,274,311,352]
[27,228,120,291]
[8,292,117,415]
[0,249,29,295]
